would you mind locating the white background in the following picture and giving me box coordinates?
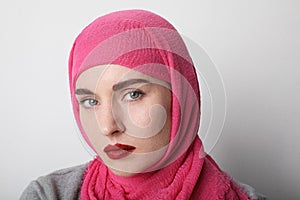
[1,1,299,199]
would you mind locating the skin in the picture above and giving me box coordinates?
[75,64,172,176]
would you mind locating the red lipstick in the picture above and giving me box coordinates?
[104,143,136,160]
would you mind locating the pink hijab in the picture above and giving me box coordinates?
[68,9,249,200]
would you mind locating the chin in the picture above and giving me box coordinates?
[109,168,136,177]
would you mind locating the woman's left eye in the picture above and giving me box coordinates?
[123,90,144,101]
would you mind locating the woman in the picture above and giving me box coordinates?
[21,9,264,199]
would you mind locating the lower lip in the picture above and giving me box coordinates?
[105,149,133,160]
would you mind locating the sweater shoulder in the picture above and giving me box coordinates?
[20,164,87,200]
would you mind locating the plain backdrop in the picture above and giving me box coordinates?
[1,0,299,199]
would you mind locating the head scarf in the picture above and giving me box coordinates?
[68,9,249,200]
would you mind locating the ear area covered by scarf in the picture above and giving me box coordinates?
[68,9,251,200]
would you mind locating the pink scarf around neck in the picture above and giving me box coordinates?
[68,9,250,200]
[80,138,249,200]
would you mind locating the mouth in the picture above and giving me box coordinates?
[104,143,136,160]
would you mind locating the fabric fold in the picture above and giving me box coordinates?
[68,9,251,200]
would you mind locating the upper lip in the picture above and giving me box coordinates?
[104,143,136,152]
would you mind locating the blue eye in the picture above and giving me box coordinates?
[124,90,144,101]
[80,99,99,108]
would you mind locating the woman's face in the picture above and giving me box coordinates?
[75,65,172,176]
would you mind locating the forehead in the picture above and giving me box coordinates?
[75,64,170,90]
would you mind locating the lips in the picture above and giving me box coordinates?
[104,143,136,160]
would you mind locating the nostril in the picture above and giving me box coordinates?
[100,122,125,136]
[95,104,125,136]
[111,129,122,135]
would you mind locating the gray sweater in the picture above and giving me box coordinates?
[20,164,267,200]
[20,164,86,200]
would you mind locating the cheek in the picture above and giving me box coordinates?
[123,100,169,139]
[79,110,96,133]
[79,109,107,151]
[127,104,151,127]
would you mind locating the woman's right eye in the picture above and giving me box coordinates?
[79,99,99,108]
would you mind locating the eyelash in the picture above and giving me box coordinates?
[78,89,145,109]
[122,89,145,102]
[79,98,99,109]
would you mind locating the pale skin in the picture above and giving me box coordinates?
[75,64,172,176]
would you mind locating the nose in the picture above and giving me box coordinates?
[95,101,125,136]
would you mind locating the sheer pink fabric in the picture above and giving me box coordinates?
[68,9,249,199]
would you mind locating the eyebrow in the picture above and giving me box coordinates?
[112,79,149,91]
[75,79,150,95]
[75,88,95,95]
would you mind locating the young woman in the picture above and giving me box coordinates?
[21,9,265,200]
